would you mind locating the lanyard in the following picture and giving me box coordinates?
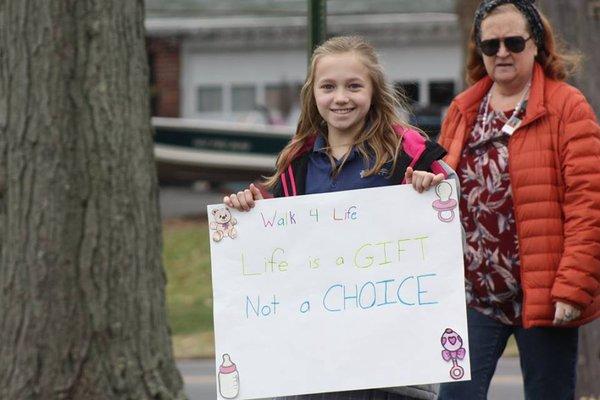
[483,82,531,136]
[467,83,531,155]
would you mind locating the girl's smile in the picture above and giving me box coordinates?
[330,108,355,114]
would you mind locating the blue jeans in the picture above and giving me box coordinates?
[439,308,578,400]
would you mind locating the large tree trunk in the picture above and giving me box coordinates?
[541,0,600,116]
[574,319,600,399]
[0,1,186,399]
[541,3,600,398]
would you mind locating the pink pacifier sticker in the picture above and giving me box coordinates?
[432,181,458,223]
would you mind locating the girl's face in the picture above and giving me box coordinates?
[313,52,373,141]
[480,7,537,91]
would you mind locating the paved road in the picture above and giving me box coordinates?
[160,185,223,219]
[177,356,524,400]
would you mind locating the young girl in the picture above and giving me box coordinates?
[224,36,452,400]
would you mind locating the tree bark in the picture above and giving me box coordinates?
[0,1,186,399]
[540,0,600,116]
[455,0,481,90]
[574,320,600,399]
[540,3,600,398]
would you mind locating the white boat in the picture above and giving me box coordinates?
[153,117,294,184]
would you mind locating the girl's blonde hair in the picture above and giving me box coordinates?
[264,35,415,188]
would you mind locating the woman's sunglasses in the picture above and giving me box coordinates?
[479,36,532,56]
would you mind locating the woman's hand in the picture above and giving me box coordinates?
[553,301,581,325]
[223,183,264,212]
[405,167,445,193]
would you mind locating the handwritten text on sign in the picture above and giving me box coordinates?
[208,182,469,400]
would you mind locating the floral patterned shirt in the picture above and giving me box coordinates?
[458,92,524,325]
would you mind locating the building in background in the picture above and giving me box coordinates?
[145,0,461,136]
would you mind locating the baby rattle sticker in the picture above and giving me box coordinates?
[210,207,238,242]
[440,328,466,380]
[432,181,458,223]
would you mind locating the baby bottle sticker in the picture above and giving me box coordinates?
[440,328,466,380]
[218,353,240,399]
[432,181,458,223]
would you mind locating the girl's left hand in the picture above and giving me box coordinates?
[405,167,444,193]
[553,301,581,325]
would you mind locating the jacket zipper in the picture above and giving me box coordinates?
[506,110,546,328]
[506,136,528,327]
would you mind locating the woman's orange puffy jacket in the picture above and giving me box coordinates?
[439,63,600,328]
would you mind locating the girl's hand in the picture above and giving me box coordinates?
[223,183,264,212]
[553,301,581,325]
[405,167,444,193]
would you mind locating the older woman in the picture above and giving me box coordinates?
[437,0,600,399]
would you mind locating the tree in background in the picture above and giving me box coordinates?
[541,3,600,397]
[455,1,599,397]
[455,0,482,89]
[0,1,186,398]
[540,0,600,113]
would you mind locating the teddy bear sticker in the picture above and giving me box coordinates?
[210,207,238,242]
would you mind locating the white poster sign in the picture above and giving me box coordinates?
[208,181,469,400]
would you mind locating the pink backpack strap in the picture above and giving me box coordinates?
[430,160,448,177]
[287,165,297,196]
[399,128,427,168]
[392,126,448,184]
[394,127,426,184]
[280,171,290,197]
[279,165,298,197]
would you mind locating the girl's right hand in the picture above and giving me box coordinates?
[223,183,264,211]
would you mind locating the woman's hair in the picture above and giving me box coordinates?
[263,35,414,189]
[465,3,581,85]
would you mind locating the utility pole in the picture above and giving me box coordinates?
[308,0,327,56]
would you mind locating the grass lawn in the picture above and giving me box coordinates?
[163,218,215,358]
[162,217,518,359]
